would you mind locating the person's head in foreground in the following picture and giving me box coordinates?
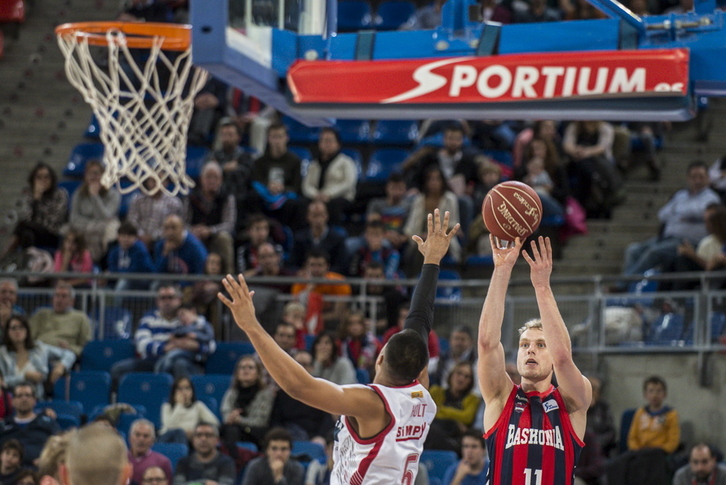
[60,423,131,485]
[38,433,70,485]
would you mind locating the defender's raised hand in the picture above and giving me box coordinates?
[489,234,524,269]
[521,236,553,288]
[412,209,461,265]
[218,274,258,333]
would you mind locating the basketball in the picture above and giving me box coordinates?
[482,181,543,241]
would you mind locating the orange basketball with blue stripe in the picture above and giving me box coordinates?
[482,181,543,241]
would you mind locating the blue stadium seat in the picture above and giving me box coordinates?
[54,371,112,411]
[84,114,101,139]
[619,408,636,453]
[205,342,256,374]
[482,149,513,168]
[711,311,726,341]
[81,339,136,372]
[371,120,419,146]
[186,145,211,180]
[118,372,173,428]
[36,400,83,420]
[237,441,259,452]
[436,270,462,301]
[284,116,320,144]
[58,180,81,210]
[375,1,416,30]
[334,119,371,144]
[647,312,685,345]
[366,148,408,182]
[421,450,458,482]
[152,442,189,470]
[56,414,81,430]
[191,374,231,413]
[63,143,105,178]
[198,395,220,420]
[93,307,133,340]
[341,148,364,178]
[288,146,312,164]
[293,441,326,464]
[438,337,449,354]
[305,334,316,351]
[356,368,370,384]
[337,1,373,32]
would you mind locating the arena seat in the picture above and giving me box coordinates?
[288,146,312,164]
[619,408,636,453]
[54,370,112,411]
[337,1,373,32]
[334,119,371,144]
[356,368,370,384]
[374,1,416,30]
[36,400,83,421]
[118,372,173,428]
[185,144,211,180]
[205,341,256,374]
[283,116,319,144]
[93,306,133,340]
[63,142,105,178]
[371,120,419,146]
[420,450,458,482]
[80,339,136,372]
[84,114,101,139]
[646,312,685,345]
[152,442,188,470]
[293,441,326,464]
[366,148,408,182]
[436,269,462,301]
[191,374,231,413]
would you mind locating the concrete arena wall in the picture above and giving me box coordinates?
[587,354,726,453]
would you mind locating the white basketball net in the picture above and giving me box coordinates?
[57,28,209,196]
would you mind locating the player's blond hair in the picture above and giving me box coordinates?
[38,432,71,480]
[518,318,543,336]
[65,423,128,485]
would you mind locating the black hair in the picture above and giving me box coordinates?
[384,329,428,385]
[263,427,293,451]
[305,247,330,264]
[643,375,667,392]
[4,315,35,352]
[462,428,486,449]
[168,376,197,407]
[28,162,58,198]
[118,221,139,237]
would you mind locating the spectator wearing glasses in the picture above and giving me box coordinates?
[0,382,60,467]
[141,466,168,485]
[672,443,726,485]
[173,423,235,485]
[110,284,184,387]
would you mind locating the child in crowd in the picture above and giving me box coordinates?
[627,375,680,454]
[282,301,310,350]
[53,229,93,288]
[188,252,225,337]
[0,439,23,485]
[348,220,400,279]
[235,214,283,276]
[106,221,154,291]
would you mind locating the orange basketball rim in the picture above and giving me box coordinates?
[55,21,191,51]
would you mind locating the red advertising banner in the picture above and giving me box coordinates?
[287,49,689,105]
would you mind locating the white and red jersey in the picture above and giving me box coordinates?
[331,381,436,485]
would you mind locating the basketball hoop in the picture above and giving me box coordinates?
[55,22,209,196]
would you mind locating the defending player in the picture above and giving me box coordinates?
[219,209,459,484]
[477,236,592,485]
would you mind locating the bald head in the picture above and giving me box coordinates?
[64,424,130,485]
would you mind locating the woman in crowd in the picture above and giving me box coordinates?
[403,165,462,271]
[338,311,381,376]
[158,376,219,443]
[53,229,94,288]
[1,163,68,260]
[426,361,481,453]
[311,332,357,385]
[0,315,75,399]
[220,356,275,452]
[68,160,121,263]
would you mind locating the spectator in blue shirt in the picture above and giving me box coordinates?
[443,429,489,485]
[107,221,154,291]
[154,215,208,278]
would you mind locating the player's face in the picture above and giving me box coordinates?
[690,447,716,481]
[461,436,486,467]
[517,329,553,382]
[644,382,666,409]
[266,439,291,463]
